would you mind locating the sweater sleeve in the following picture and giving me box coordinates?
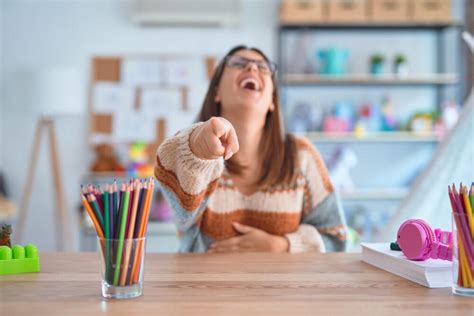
[285,137,348,253]
[154,123,224,232]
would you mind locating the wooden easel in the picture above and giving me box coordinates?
[16,117,71,251]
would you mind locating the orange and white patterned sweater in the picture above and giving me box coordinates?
[155,123,347,253]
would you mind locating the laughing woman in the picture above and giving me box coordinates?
[155,46,347,253]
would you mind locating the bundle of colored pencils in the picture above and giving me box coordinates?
[448,183,474,288]
[81,178,155,287]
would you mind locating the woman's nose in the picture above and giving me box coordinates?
[245,61,259,73]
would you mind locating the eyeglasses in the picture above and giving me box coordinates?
[224,55,277,75]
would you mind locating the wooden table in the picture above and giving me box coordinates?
[1,253,472,315]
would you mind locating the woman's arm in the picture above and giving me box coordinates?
[155,117,239,234]
[285,138,348,253]
[155,123,224,232]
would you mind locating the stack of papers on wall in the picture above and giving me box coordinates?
[361,243,452,288]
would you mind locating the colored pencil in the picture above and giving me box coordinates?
[87,194,104,230]
[108,186,114,243]
[113,180,118,221]
[103,186,110,283]
[140,179,155,238]
[132,179,154,283]
[125,183,146,284]
[461,187,474,239]
[113,184,130,286]
[130,181,150,283]
[115,184,126,239]
[124,183,134,241]
[133,185,146,238]
[81,195,104,238]
[120,180,141,286]
[470,183,474,215]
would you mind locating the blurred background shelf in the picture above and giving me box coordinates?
[282,73,458,86]
[279,20,463,30]
[340,188,409,201]
[303,131,440,143]
[277,1,466,247]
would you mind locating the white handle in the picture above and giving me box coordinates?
[462,31,474,54]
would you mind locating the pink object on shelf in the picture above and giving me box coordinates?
[323,116,350,133]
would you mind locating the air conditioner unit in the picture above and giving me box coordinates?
[130,0,241,27]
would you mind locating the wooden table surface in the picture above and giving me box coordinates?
[1,253,472,316]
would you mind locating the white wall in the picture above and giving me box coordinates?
[0,0,278,251]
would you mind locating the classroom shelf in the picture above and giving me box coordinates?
[339,188,409,201]
[303,131,440,143]
[282,74,458,86]
[279,20,463,31]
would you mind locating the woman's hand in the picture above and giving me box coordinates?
[208,222,289,253]
[190,117,240,160]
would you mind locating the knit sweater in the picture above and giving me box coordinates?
[155,123,348,253]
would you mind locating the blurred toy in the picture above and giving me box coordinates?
[90,144,126,173]
[318,48,349,76]
[127,143,154,177]
[0,244,40,275]
[380,96,397,131]
[353,121,367,137]
[129,142,148,163]
[345,206,367,238]
[393,54,408,77]
[0,224,12,247]
[333,101,355,128]
[358,103,383,132]
[323,116,350,133]
[441,101,459,130]
[288,32,313,74]
[345,227,361,252]
[290,103,320,133]
[434,101,460,138]
[150,192,173,222]
[327,147,357,192]
[410,113,434,133]
[322,101,355,133]
[370,53,385,75]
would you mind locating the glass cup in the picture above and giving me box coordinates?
[452,213,474,297]
[97,237,146,299]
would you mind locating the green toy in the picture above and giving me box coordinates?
[0,244,40,275]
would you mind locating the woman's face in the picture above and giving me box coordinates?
[215,49,275,118]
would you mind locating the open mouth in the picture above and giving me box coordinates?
[239,78,261,92]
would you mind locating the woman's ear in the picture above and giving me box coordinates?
[269,103,275,112]
[214,88,221,103]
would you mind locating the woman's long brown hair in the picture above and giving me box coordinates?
[197,45,296,188]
